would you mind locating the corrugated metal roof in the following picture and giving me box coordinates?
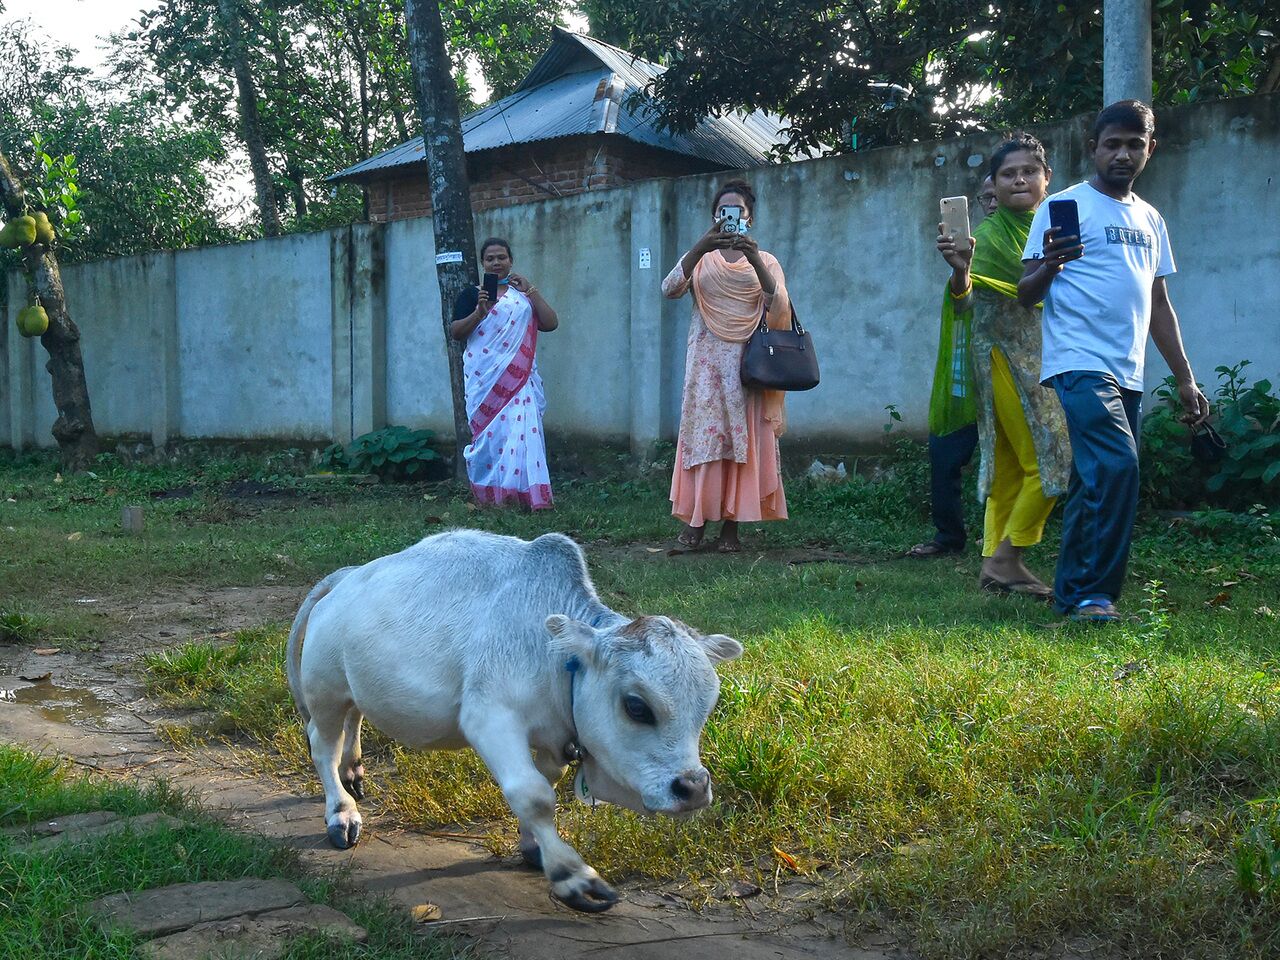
[329,29,792,183]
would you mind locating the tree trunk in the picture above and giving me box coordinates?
[0,150,99,470]
[267,21,308,220]
[217,0,281,238]
[403,0,476,479]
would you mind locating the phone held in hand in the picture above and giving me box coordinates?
[1048,199,1081,243]
[718,205,747,235]
[482,273,500,301]
[939,196,971,252]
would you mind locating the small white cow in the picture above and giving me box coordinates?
[286,529,742,912]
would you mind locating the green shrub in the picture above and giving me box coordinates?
[1142,362,1280,509]
[1207,361,1280,497]
[320,426,442,482]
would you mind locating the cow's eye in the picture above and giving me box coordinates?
[623,694,656,725]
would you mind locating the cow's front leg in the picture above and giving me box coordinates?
[518,747,568,870]
[464,709,617,912]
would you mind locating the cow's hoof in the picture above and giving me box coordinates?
[326,813,362,849]
[552,871,618,913]
[519,839,542,870]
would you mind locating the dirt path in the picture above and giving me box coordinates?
[0,587,903,960]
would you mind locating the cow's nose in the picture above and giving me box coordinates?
[671,768,710,804]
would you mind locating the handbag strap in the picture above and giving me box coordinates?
[756,303,806,336]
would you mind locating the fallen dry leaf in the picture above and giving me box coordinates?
[1257,606,1277,619]
[66,531,83,542]
[33,648,61,656]
[773,846,800,872]
[18,672,51,683]
[410,903,443,923]
[645,547,662,553]
[1218,580,1240,590]
[1206,591,1232,607]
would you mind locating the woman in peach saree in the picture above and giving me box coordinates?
[664,179,791,552]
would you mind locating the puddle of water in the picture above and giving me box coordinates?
[0,682,119,725]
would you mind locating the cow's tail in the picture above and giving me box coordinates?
[287,566,357,726]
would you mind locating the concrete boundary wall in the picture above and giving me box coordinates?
[5,93,1278,453]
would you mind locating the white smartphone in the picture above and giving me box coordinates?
[939,196,971,251]
[718,204,747,235]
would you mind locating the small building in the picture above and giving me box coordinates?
[328,28,793,222]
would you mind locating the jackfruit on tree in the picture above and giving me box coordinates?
[0,215,38,248]
[16,304,49,338]
[32,211,55,246]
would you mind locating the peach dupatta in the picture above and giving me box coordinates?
[692,251,791,437]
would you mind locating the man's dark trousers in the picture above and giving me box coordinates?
[1050,371,1143,612]
[928,424,978,551]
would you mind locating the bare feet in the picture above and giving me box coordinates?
[713,521,741,553]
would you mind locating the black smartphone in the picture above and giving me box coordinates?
[482,273,500,301]
[1048,199,1081,242]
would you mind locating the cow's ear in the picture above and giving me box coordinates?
[699,634,743,663]
[546,614,598,663]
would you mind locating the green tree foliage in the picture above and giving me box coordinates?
[580,0,1280,154]
[0,19,233,264]
[446,0,571,99]
[117,0,570,236]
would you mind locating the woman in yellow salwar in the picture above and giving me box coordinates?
[937,134,1072,598]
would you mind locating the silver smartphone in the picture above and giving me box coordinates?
[718,204,748,235]
[939,196,971,251]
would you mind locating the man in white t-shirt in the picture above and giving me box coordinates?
[1018,100,1209,623]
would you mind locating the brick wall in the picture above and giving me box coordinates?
[360,135,722,223]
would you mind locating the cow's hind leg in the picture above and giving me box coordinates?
[307,698,362,848]
[339,707,366,801]
[518,748,568,870]
[464,709,616,912]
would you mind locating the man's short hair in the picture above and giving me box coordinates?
[1092,100,1156,142]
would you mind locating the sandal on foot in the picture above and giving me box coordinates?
[675,530,705,550]
[907,540,962,559]
[1068,600,1120,623]
[980,576,1053,600]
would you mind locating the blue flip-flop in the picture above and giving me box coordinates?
[1069,600,1120,623]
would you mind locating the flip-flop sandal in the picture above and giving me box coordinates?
[1068,601,1120,623]
[907,541,962,558]
[675,531,705,550]
[980,577,1054,600]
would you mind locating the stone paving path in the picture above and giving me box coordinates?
[5,812,369,959]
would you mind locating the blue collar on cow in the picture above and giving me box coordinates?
[562,655,584,765]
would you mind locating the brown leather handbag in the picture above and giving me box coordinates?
[740,305,820,392]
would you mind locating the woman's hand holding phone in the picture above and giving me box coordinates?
[697,218,736,253]
[936,221,975,273]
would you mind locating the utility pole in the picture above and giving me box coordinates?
[1103,0,1153,105]
[403,0,476,478]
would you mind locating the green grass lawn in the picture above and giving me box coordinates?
[4,447,1280,958]
[0,745,466,960]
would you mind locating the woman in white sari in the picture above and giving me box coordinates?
[450,238,559,509]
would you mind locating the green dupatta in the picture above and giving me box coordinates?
[927,206,1035,435]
